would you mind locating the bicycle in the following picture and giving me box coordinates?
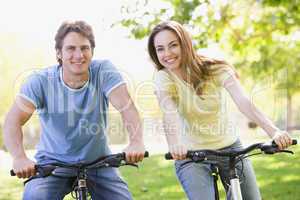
[165,140,297,200]
[11,151,149,200]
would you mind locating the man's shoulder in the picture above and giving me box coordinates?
[90,59,116,71]
[25,64,59,83]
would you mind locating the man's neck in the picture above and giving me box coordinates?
[62,69,89,89]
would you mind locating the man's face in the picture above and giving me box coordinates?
[57,32,93,76]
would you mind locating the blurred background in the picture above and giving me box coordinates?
[0,0,299,199]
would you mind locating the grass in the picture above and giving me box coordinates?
[0,146,299,200]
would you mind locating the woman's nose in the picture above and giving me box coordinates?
[164,48,172,56]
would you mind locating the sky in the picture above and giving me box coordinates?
[0,0,154,83]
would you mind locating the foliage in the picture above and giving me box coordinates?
[117,0,300,95]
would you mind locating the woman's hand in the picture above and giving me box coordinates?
[169,144,188,160]
[272,130,293,150]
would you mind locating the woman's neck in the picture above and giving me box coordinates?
[170,67,190,83]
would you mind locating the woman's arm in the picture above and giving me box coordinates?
[155,90,187,159]
[223,75,292,149]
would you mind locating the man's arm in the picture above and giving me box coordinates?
[3,96,36,178]
[108,84,145,163]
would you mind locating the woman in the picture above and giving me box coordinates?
[148,21,292,200]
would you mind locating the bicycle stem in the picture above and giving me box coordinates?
[77,170,88,200]
[229,156,243,200]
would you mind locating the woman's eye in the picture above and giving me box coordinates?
[156,48,163,52]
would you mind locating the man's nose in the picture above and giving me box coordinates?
[73,48,83,58]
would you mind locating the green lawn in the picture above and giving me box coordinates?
[0,146,299,200]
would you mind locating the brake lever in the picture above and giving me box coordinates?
[261,140,296,154]
[277,150,294,154]
[36,165,57,177]
[102,157,124,168]
[260,145,278,154]
[262,146,294,155]
[124,163,139,168]
[188,152,206,163]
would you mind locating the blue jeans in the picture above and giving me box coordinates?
[23,167,133,200]
[175,140,262,200]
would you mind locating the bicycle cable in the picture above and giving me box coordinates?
[242,152,263,160]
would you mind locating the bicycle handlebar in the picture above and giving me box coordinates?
[165,139,297,160]
[10,151,149,176]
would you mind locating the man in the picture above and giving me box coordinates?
[3,20,145,199]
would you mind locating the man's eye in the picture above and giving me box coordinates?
[66,47,75,51]
[82,46,91,51]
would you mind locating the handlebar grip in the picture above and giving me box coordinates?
[144,151,149,158]
[272,139,298,147]
[10,165,38,176]
[165,153,173,160]
[122,151,150,159]
[10,169,16,176]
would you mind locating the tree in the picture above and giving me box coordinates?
[117,0,300,129]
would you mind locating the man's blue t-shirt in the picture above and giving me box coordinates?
[19,60,125,164]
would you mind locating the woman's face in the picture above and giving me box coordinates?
[154,30,182,73]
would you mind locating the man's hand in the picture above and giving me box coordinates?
[12,156,36,179]
[123,141,146,163]
[272,130,293,150]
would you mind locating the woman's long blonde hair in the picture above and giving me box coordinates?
[148,21,231,94]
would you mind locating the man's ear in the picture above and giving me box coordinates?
[56,50,62,59]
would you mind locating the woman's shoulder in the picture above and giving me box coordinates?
[155,69,173,80]
[209,63,236,86]
[209,62,235,75]
[154,69,176,88]
[156,68,170,75]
